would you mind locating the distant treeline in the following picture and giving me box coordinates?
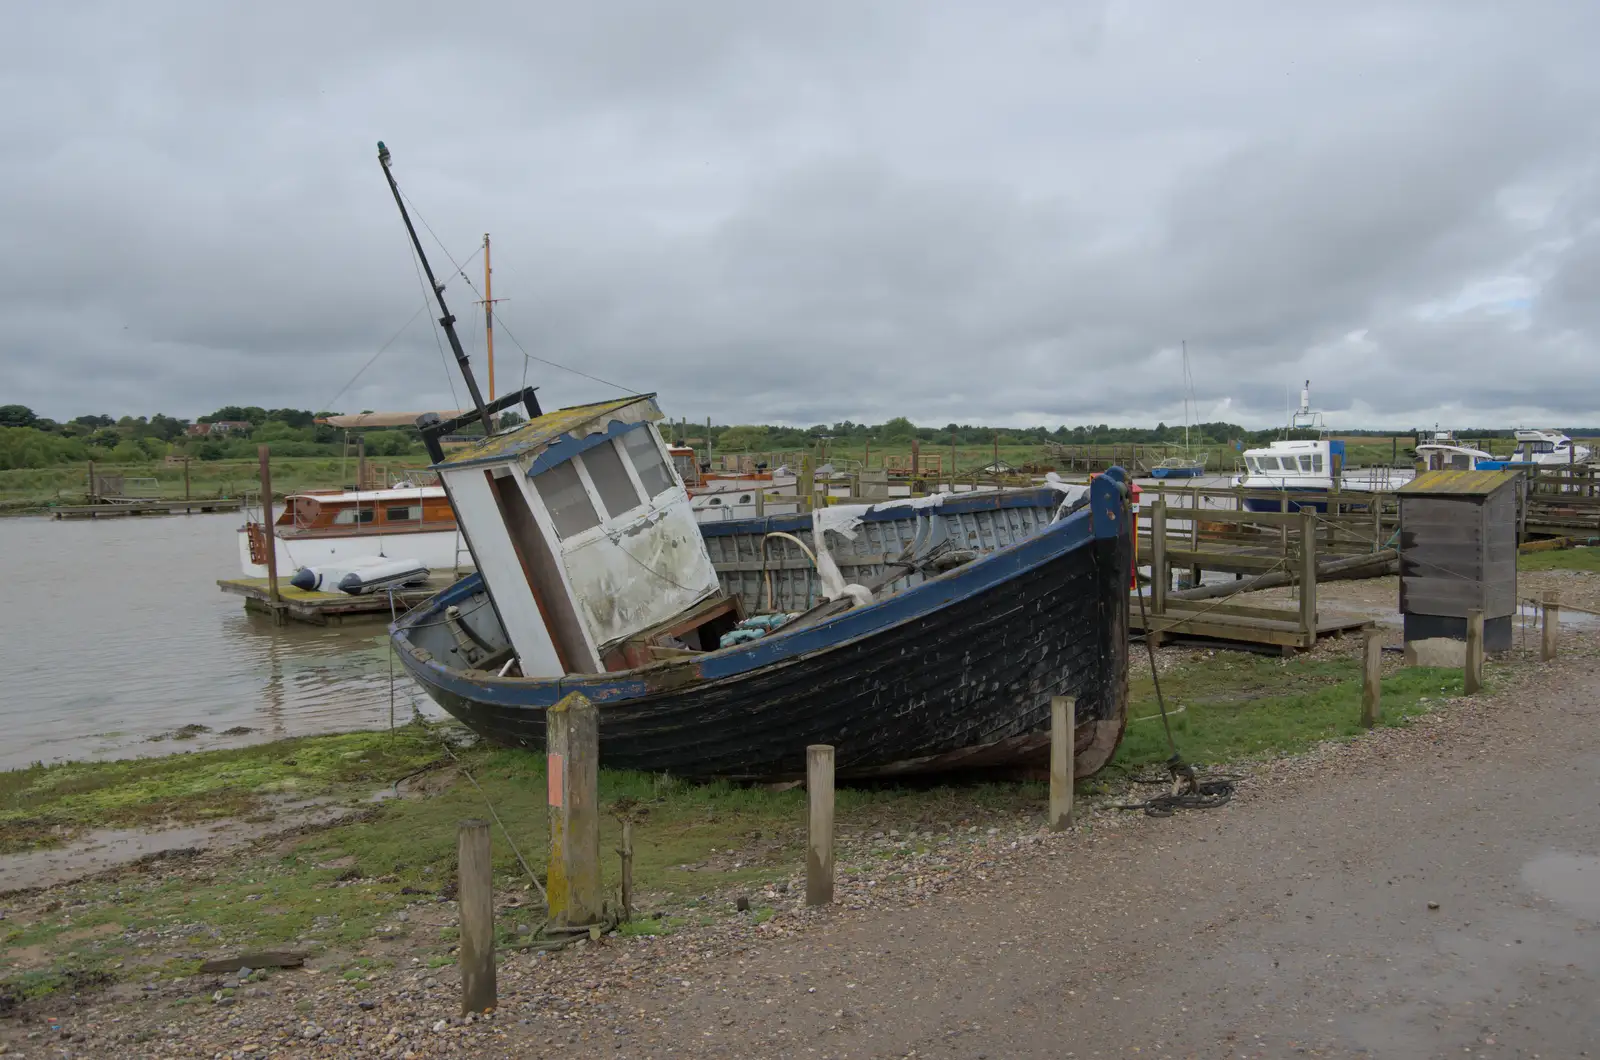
[1,402,1592,471]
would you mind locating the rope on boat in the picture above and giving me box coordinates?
[1119,551,1239,817]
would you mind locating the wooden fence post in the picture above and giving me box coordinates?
[1299,507,1317,641]
[1049,696,1075,831]
[1541,590,1560,661]
[1361,628,1382,727]
[457,819,496,1014]
[1150,499,1168,617]
[546,692,601,926]
[257,445,282,618]
[806,745,835,906]
[1465,608,1484,694]
[619,818,634,922]
[1188,493,1201,588]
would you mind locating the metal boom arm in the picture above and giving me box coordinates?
[377,141,492,433]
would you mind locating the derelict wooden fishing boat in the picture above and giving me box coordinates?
[374,139,1131,780]
[390,455,1132,779]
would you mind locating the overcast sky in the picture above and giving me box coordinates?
[4,1,1597,430]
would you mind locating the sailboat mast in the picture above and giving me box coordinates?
[483,233,495,401]
[1181,340,1191,451]
[376,142,491,432]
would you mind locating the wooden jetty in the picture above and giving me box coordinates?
[1133,498,1376,651]
[218,576,441,626]
[55,498,243,519]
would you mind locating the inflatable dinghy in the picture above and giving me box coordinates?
[290,557,430,595]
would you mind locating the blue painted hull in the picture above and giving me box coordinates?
[1150,466,1205,479]
[392,473,1133,779]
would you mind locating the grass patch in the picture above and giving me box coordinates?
[0,724,446,853]
[1518,546,1600,573]
[1111,651,1466,773]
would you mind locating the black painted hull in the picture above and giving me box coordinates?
[399,525,1130,780]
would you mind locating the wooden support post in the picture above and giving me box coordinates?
[357,434,368,490]
[799,453,815,512]
[1371,498,1383,551]
[1048,696,1075,831]
[87,459,96,501]
[754,486,765,517]
[1361,628,1382,727]
[546,692,601,926]
[1188,494,1201,588]
[910,438,922,492]
[1465,608,1484,694]
[618,819,634,922]
[457,819,496,1014]
[257,446,281,612]
[1150,499,1168,617]
[1541,590,1560,661]
[183,457,191,501]
[1298,507,1317,640]
[1280,493,1289,557]
[806,745,835,906]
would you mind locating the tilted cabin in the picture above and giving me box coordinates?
[1396,469,1519,650]
[432,395,722,678]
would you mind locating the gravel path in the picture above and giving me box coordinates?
[5,634,1597,1059]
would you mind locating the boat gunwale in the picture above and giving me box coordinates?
[392,473,1128,708]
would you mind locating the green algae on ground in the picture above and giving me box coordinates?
[0,724,446,853]
[2,646,1482,1006]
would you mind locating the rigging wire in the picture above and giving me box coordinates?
[319,302,431,415]
[405,234,462,414]
[394,186,633,396]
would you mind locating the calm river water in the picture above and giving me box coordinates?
[0,513,440,770]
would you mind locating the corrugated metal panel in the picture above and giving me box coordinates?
[1397,470,1520,496]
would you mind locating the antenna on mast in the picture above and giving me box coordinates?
[376,141,492,433]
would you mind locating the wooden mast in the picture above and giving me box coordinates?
[482,233,496,401]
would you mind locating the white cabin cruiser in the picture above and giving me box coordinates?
[1231,381,1407,510]
[1506,429,1590,467]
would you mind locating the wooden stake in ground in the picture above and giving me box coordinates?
[806,745,835,906]
[1541,590,1561,662]
[546,692,602,926]
[257,445,281,615]
[1361,628,1382,728]
[1465,608,1484,694]
[1049,696,1075,831]
[457,819,496,1014]
[618,818,634,922]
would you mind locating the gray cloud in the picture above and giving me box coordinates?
[3,0,1598,429]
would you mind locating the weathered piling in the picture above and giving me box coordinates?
[1465,608,1484,694]
[457,819,496,1013]
[257,445,282,617]
[806,745,835,906]
[1541,591,1560,661]
[618,818,635,922]
[546,692,602,926]
[1048,696,1075,831]
[1361,628,1382,728]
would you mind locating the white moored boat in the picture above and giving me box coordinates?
[239,484,472,579]
[1506,429,1591,467]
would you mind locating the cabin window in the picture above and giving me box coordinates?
[622,429,675,498]
[583,440,644,519]
[385,505,419,522]
[533,462,602,539]
[740,494,752,504]
[1312,454,1324,472]
[1257,456,1279,471]
[1245,458,1259,473]
[1298,455,1313,473]
[708,497,723,505]
[332,507,376,525]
